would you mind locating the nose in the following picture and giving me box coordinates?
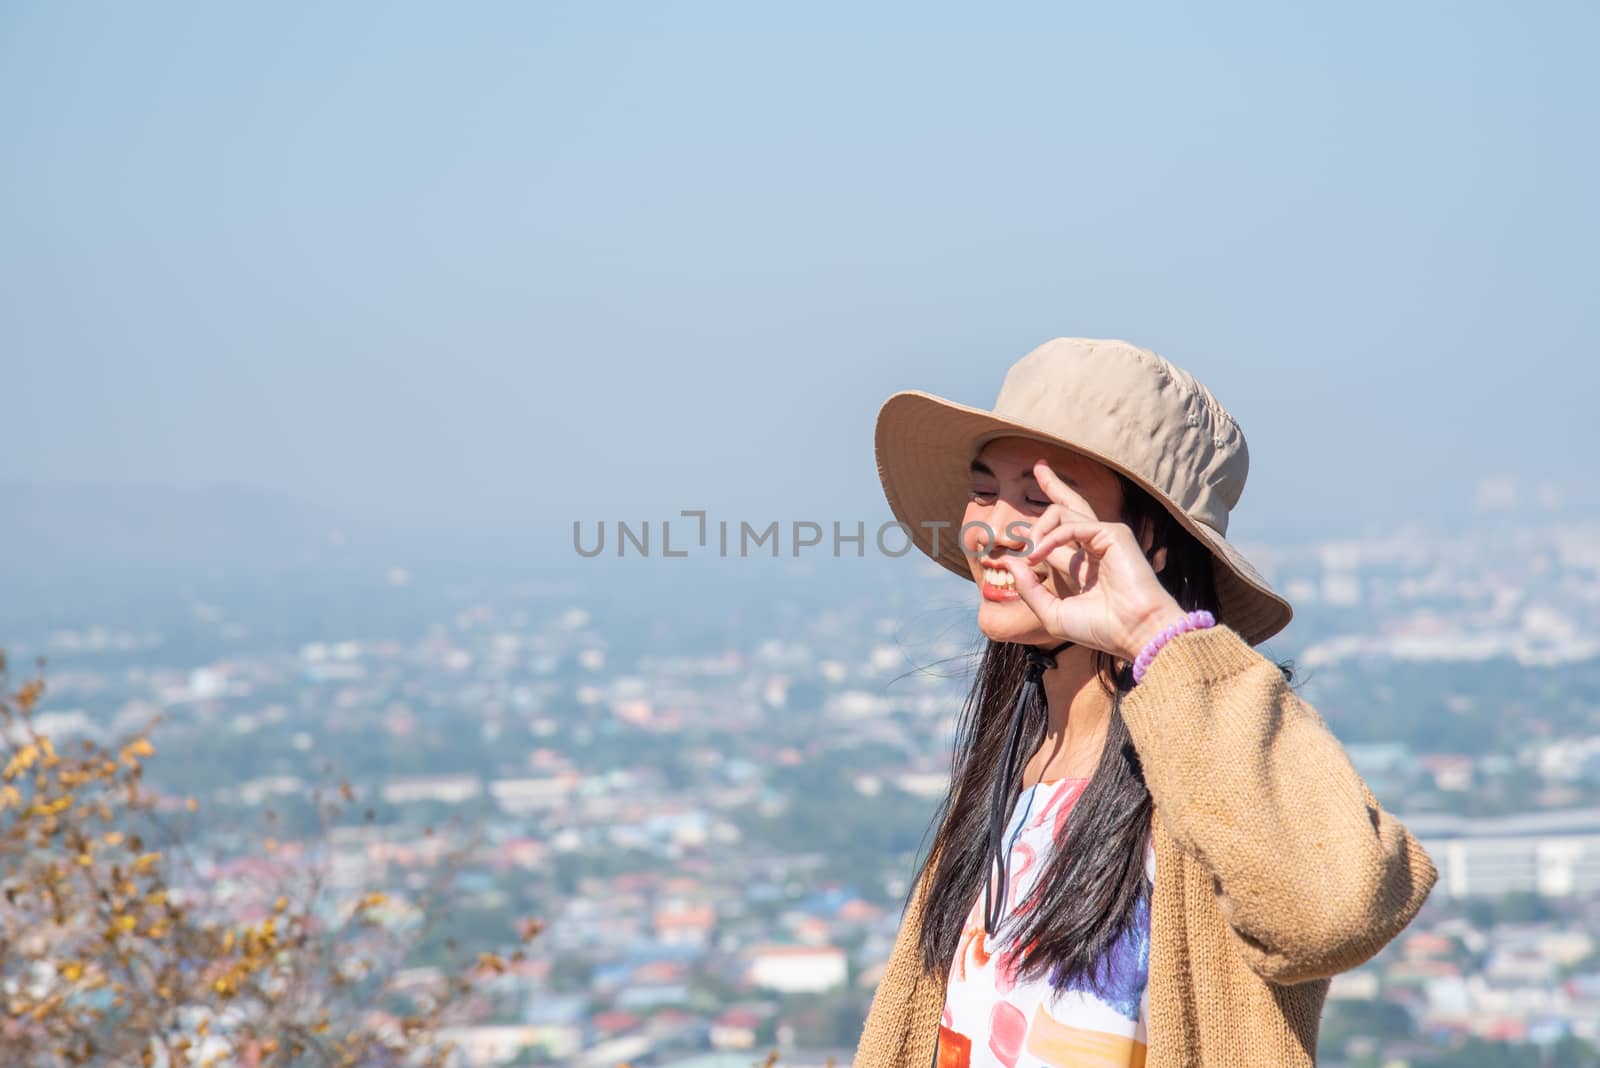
[975,498,1030,558]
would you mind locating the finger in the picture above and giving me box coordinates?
[1025,521,1109,564]
[1034,460,1101,522]
[1000,554,1061,625]
[1025,525,1082,564]
[1025,506,1062,554]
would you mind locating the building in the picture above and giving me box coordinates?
[746,944,848,993]
[381,774,482,805]
[1409,808,1600,897]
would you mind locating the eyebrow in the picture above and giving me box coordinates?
[969,459,1034,484]
[969,458,1078,487]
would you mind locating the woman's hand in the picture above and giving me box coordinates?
[999,458,1188,663]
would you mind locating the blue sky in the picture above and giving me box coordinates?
[2,1,1595,557]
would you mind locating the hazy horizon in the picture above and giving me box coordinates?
[4,2,1596,570]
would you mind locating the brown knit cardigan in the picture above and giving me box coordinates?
[853,623,1438,1067]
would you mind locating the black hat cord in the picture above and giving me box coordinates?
[930,637,1077,1068]
[983,637,1075,937]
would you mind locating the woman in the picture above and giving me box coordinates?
[855,338,1437,1068]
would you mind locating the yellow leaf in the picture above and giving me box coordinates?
[4,744,38,780]
[15,679,44,711]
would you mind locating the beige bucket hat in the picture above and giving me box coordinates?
[874,336,1293,646]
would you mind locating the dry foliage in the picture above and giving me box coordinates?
[0,651,545,1067]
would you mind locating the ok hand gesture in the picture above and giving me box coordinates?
[999,459,1188,663]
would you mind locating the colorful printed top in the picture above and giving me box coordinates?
[937,776,1155,1068]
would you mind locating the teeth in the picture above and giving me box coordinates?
[983,567,1014,588]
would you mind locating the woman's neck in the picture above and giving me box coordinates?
[1023,642,1115,784]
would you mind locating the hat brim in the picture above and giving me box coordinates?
[874,390,1294,647]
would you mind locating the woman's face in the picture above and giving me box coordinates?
[962,436,1126,646]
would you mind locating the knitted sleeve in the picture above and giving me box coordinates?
[1117,623,1438,985]
[853,858,942,1068]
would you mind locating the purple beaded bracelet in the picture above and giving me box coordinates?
[1131,609,1216,684]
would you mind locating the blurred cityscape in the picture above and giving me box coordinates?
[5,512,1600,1068]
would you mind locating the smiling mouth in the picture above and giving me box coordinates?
[981,566,1017,590]
[978,563,1048,602]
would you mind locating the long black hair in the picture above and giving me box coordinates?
[912,472,1295,993]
